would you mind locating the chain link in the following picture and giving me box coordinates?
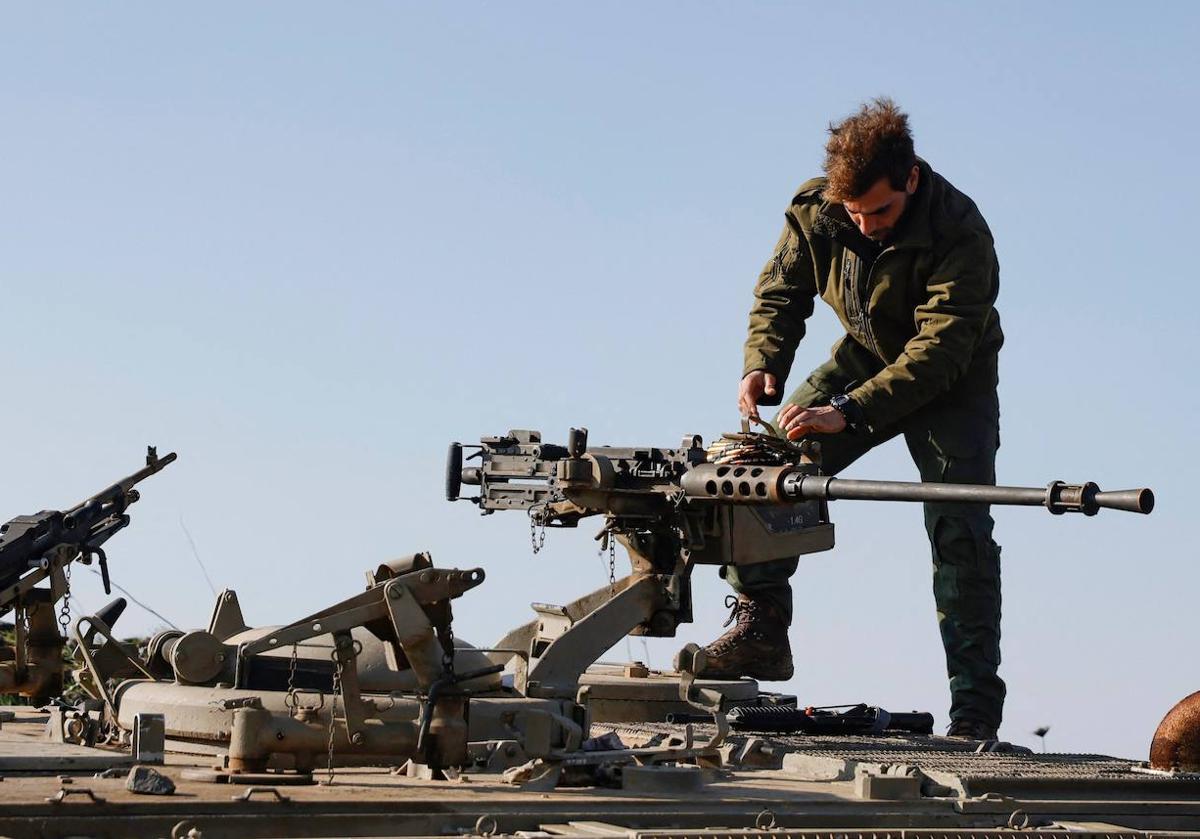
[528,507,546,555]
[284,643,299,709]
[672,486,688,510]
[607,533,617,595]
[325,648,343,786]
[57,562,73,639]
[598,522,617,596]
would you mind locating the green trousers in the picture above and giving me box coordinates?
[723,362,1006,729]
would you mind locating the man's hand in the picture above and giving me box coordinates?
[738,370,778,419]
[777,404,846,440]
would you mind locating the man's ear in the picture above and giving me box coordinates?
[906,164,920,195]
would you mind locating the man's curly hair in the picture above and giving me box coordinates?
[823,98,916,203]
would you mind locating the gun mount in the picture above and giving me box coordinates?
[448,427,1153,698]
[0,446,176,702]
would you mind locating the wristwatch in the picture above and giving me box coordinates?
[829,394,864,433]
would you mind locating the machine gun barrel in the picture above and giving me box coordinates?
[78,447,178,509]
[681,463,1154,516]
[61,449,178,539]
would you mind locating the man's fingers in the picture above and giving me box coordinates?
[778,405,809,428]
[739,373,763,417]
[785,417,814,439]
[784,411,818,440]
[739,371,786,424]
[738,388,757,418]
[784,407,843,439]
[737,384,752,417]
[785,425,809,441]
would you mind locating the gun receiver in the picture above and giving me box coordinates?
[448,427,1153,699]
[0,446,176,701]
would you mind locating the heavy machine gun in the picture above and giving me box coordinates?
[447,427,1152,700]
[0,446,176,701]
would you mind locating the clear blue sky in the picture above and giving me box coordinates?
[1,3,1196,758]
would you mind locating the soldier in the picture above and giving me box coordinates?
[701,98,1005,740]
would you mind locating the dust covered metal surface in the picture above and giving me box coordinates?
[0,709,1198,837]
[604,720,1200,797]
[531,829,1164,839]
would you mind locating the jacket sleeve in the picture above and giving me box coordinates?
[849,229,998,430]
[742,214,819,402]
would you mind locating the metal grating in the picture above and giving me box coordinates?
[599,722,1190,785]
[532,823,1167,839]
[622,832,1155,839]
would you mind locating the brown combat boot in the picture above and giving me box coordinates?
[946,719,999,741]
[697,595,794,681]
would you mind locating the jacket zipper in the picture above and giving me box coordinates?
[848,247,885,360]
[863,250,883,358]
[841,253,864,347]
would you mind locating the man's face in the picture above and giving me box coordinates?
[842,165,920,242]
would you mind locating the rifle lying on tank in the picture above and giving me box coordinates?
[446,427,1152,698]
[728,703,935,735]
[0,446,176,701]
[668,703,936,735]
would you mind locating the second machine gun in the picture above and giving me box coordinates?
[0,447,176,702]
[447,428,1153,700]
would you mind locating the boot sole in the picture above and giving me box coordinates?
[696,664,794,682]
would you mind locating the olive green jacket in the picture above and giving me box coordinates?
[743,160,1003,435]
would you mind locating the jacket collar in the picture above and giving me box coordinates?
[813,158,934,252]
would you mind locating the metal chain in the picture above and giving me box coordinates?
[598,522,617,596]
[528,508,546,555]
[57,562,73,639]
[325,649,343,785]
[672,486,688,510]
[607,533,617,595]
[285,643,299,709]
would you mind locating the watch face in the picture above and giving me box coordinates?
[830,394,858,429]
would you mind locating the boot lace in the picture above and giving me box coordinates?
[721,594,748,628]
[706,595,773,655]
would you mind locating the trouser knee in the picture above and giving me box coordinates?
[927,512,1001,620]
